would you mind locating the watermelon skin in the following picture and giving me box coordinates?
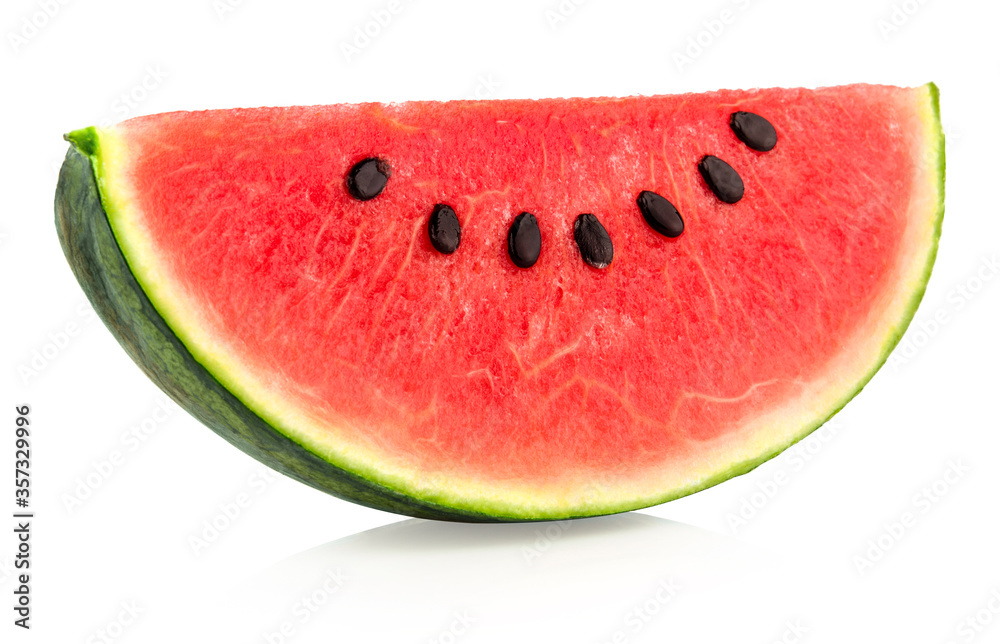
[56,84,944,521]
[55,144,494,521]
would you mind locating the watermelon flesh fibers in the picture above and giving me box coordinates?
[57,84,944,520]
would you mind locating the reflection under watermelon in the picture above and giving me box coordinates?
[188,513,813,642]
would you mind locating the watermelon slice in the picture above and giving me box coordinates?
[55,83,944,521]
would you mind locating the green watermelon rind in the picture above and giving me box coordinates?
[56,84,945,521]
[56,137,494,522]
[686,82,946,500]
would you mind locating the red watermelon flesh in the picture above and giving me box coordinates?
[62,84,943,519]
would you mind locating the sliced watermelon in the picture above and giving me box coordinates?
[55,83,945,521]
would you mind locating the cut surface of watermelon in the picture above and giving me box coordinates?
[57,83,944,520]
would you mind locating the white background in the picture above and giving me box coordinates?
[2,0,999,642]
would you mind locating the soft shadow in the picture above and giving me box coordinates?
[262,512,769,585]
[193,513,798,642]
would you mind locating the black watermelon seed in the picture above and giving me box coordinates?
[636,191,684,238]
[730,111,777,152]
[428,204,461,254]
[698,155,744,204]
[346,157,390,201]
[507,212,541,268]
[573,214,614,269]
